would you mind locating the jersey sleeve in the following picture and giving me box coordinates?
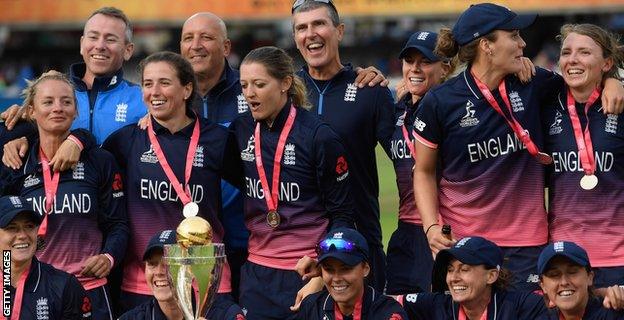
[412,91,443,149]
[534,67,564,105]
[62,274,92,319]
[378,296,409,320]
[399,293,439,319]
[516,292,548,319]
[96,151,129,266]
[68,128,97,150]
[313,124,355,229]
[374,86,397,158]
[220,130,245,191]
[101,125,134,172]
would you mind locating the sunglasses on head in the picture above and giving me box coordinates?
[292,0,337,14]
[316,238,360,256]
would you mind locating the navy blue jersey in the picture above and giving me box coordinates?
[295,286,407,320]
[7,258,91,319]
[390,95,420,225]
[542,86,624,267]
[0,121,37,160]
[413,68,560,246]
[540,297,624,320]
[69,63,147,145]
[191,60,249,250]
[297,64,395,246]
[102,115,241,295]
[400,289,547,319]
[119,294,245,320]
[0,139,128,291]
[229,103,354,270]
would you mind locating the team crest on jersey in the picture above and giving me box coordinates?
[509,91,524,112]
[237,94,249,113]
[344,83,357,102]
[115,102,128,122]
[140,145,159,164]
[606,114,618,134]
[549,111,563,135]
[459,100,479,127]
[36,297,49,320]
[193,146,204,168]
[9,196,23,207]
[23,174,41,188]
[72,162,85,180]
[283,143,296,165]
[413,117,426,132]
[240,136,255,162]
[395,113,406,126]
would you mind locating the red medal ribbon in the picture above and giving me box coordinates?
[147,116,200,206]
[470,71,550,164]
[254,106,297,214]
[334,294,363,320]
[458,304,488,320]
[400,111,416,161]
[566,87,601,176]
[38,148,61,237]
[11,261,31,320]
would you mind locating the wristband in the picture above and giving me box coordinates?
[425,223,440,236]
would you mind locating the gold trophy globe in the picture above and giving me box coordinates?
[164,211,226,320]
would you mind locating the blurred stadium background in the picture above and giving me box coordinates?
[2,0,623,248]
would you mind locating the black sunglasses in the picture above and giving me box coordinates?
[292,0,337,14]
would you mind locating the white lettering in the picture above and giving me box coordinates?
[244,177,300,202]
[552,151,615,173]
[466,133,525,163]
[139,179,205,203]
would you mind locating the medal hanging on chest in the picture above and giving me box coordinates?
[254,106,297,228]
[566,87,601,190]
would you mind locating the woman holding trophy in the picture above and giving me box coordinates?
[102,51,243,314]
[228,46,354,319]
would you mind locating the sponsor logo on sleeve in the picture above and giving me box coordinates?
[335,156,349,181]
[112,173,124,198]
[413,117,426,132]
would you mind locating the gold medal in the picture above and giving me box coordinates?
[580,174,598,190]
[266,210,280,228]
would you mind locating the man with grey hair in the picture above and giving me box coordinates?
[291,0,395,295]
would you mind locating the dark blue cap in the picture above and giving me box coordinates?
[0,196,42,228]
[399,31,440,61]
[432,236,503,292]
[317,228,369,266]
[452,3,537,46]
[143,230,176,261]
[537,241,591,275]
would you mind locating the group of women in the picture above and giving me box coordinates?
[0,1,623,319]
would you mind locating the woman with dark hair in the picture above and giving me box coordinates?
[412,3,624,291]
[102,51,242,313]
[538,241,624,319]
[0,71,128,319]
[398,236,547,319]
[229,46,354,319]
[542,23,624,291]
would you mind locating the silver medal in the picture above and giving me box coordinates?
[183,202,199,218]
[579,174,598,190]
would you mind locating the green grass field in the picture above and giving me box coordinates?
[376,145,399,251]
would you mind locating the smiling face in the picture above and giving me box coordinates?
[141,61,192,123]
[540,256,592,316]
[180,14,230,77]
[29,79,77,135]
[239,62,290,123]
[0,213,38,266]
[402,49,447,100]
[80,13,133,80]
[292,6,344,76]
[321,258,369,306]
[144,250,175,302]
[485,30,527,75]
[446,259,497,305]
[559,32,613,96]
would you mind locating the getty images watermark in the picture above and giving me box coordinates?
[3,250,10,316]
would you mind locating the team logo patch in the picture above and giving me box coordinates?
[413,117,426,132]
[335,156,349,181]
[526,274,539,283]
[405,293,418,303]
[509,91,524,112]
[9,196,22,208]
[283,143,296,165]
[72,162,85,180]
[115,102,128,122]
[109,75,117,86]
[81,296,92,318]
[417,31,429,40]
[193,146,204,168]
[140,145,159,164]
[112,173,124,198]
[549,111,563,135]
[240,136,255,162]
[237,94,249,114]
[606,114,618,134]
[24,174,41,188]
[459,100,479,127]
[344,83,357,102]
[36,297,49,320]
